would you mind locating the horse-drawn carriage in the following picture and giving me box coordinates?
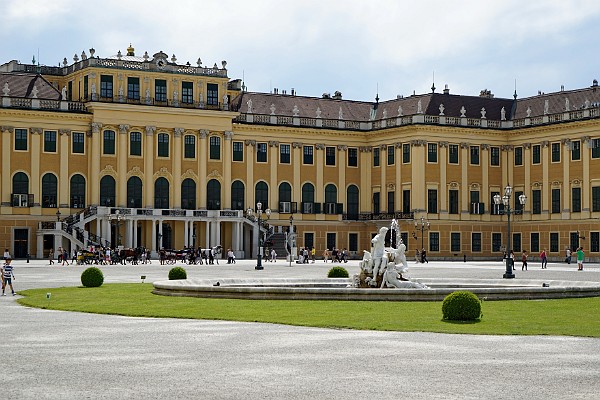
[77,250,97,264]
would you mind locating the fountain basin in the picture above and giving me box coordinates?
[152,278,600,301]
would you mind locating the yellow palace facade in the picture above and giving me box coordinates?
[1,45,599,260]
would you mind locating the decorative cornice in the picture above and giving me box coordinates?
[379,144,387,151]
[207,169,222,179]
[359,146,372,152]
[438,141,449,148]
[501,145,514,152]
[394,142,403,148]
[460,142,470,149]
[174,127,184,137]
[523,142,531,149]
[31,127,43,135]
[224,131,234,140]
[59,129,71,136]
[292,142,302,149]
[153,166,172,180]
[315,143,325,150]
[337,145,348,151]
[481,144,490,150]
[119,124,130,134]
[199,129,209,138]
[127,166,144,180]
[540,140,549,148]
[269,141,280,147]
[0,126,14,133]
[411,140,426,147]
[244,139,256,147]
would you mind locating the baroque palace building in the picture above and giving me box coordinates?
[1,45,599,260]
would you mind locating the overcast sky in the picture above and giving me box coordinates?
[2,0,600,102]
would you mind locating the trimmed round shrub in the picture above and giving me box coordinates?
[442,290,482,321]
[81,267,104,288]
[327,266,349,278]
[168,266,187,280]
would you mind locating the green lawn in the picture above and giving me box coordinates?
[17,284,600,337]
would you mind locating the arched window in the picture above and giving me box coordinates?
[325,184,338,214]
[301,182,315,214]
[181,178,196,210]
[100,176,116,207]
[12,172,30,207]
[255,181,268,209]
[41,173,58,208]
[231,180,245,210]
[70,174,86,209]
[154,177,170,209]
[347,185,359,218]
[207,179,221,210]
[278,182,292,213]
[127,176,143,208]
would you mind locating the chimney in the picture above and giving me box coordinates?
[443,84,450,95]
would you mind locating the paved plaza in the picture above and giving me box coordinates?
[2,258,599,399]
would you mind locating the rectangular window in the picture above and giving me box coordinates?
[210,136,221,160]
[532,190,542,214]
[83,75,88,100]
[451,232,461,253]
[15,128,27,150]
[373,192,380,214]
[130,132,141,156]
[304,233,314,250]
[591,232,599,253]
[550,232,559,252]
[326,146,336,166]
[449,144,459,164]
[158,133,169,157]
[184,135,195,158]
[490,146,500,166]
[207,83,219,106]
[72,132,84,154]
[402,190,411,214]
[531,232,540,253]
[532,144,541,164]
[593,186,600,212]
[551,188,561,213]
[182,81,193,104]
[349,233,358,252]
[127,77,140,100]
[279,144,290,164]
[387,191,395,212]
[514,146,523,166]
[572,187,581,213]
[348,148,358,167]
[387,145,395,165]
[257,143,267,162]
[100,75,113,98]
[514,190,524,213]
[303,145,313,164]
[551,142,561,162]
[429,232,440,252]
[571,140,581,161]
[427,189,438,214]
[402,143,410,163]
[103,130,115,155]
[155,79,167,102]
[593,138,600,159]
[400,232,409,251]
[472,233,482,252]
[449,190,459,214]
[373,148,380,167]
[44,130,57,152]
[427,143,438,163]
[233,141,244,162]
[513,233,522,252]
[492,232,502,252]
[326,232,336,252]
[470,146,480,165]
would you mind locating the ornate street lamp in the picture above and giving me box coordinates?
[108,209,124,248]
[247,202,271,270]
[55,209,61,222]
[494,185,527,279]
[413,216,430,259]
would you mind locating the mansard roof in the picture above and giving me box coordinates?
[0,72,61,100]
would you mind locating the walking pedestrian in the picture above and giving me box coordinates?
[421,248,428,263]
[322,248,330,262]
[540,249,547,269]
[2,257,15,296]
[3,248,9,261]
[62,249,70,266]
[565,248,572,264]
[577,247,585,271]
[48,248,55,265]
[270,248,277,262]
[521,250,528,271]
[311,246,316,263]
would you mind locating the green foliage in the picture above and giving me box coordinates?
[80,267,104,288]
[327,266,349,278]
[168,266,187,280]
[442,291,482,321]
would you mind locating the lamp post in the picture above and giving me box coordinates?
[192,232,196,249]
[288,215,294,267]
[108,210,124,248]
[413,216,430,257]
[55,210,61,222]
[494,185,526,279]
[247,202,271,270]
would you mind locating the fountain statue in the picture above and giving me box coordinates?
[356,219,428,289]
